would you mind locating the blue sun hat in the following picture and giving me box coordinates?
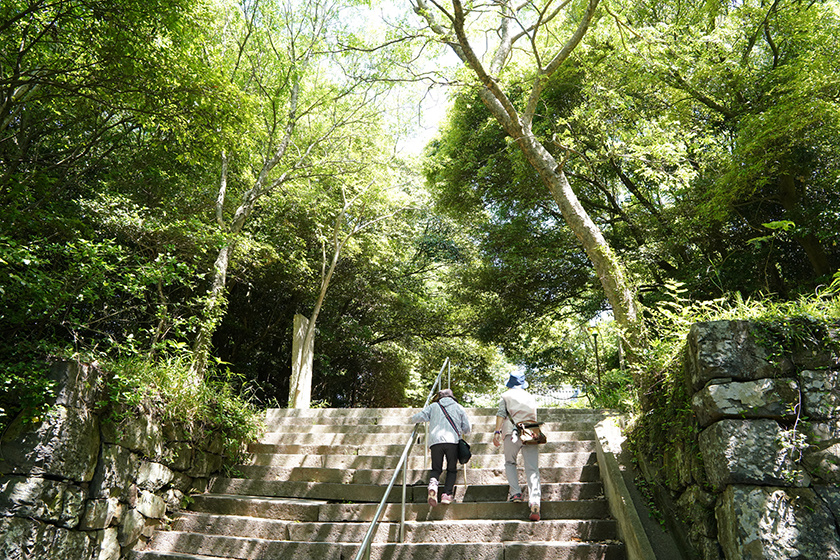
[506,372,528,389]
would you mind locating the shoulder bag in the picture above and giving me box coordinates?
[438,402,471,464]
[507,412,547,445]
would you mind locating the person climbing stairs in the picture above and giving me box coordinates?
[130,406,626,560]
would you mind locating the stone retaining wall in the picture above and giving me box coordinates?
[636,320,840,560]
[0,361,226,560]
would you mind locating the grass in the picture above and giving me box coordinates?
[103,355,265,462]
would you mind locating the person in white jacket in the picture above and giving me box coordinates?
[411,388,471,506]
[492,372,541,521]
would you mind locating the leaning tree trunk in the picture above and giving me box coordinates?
[415,0,646,374]
[189,242,235,382]
[511,123,645,366]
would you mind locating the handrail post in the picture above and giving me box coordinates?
[352,358,451,560]
[400,461,407,542]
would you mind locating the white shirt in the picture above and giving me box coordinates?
[496,387,537,437]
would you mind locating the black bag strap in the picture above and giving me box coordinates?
[437,402,461,436]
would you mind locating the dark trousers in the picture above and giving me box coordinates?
[430,442,458,495]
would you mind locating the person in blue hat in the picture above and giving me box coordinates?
[492,372,541,521]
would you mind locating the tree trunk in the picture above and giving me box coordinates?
[778,173,833,278]
[415,0,646,369]
[510,124,644,363]
[190,242,235,381]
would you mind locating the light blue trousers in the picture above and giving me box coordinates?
[503,433,541,506]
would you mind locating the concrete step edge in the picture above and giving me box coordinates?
[144,532,621,548]
[138,534,624,560]
[257,428,599,443]
[246,442,597,455]
[214,466,603,487]
[187,494,612,521]
[263,423,600,434]
[206,480,605,503]
[240,450,597,470]
[166,512,619,542]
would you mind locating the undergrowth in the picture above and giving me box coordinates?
[627,277,840,491]
[103,355,265,463]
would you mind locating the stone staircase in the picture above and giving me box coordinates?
[130,407,626,560]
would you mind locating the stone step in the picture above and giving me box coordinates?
[188,494,612,521]
[265,407,614,420]
[226,459,596,486]
[242,447,595,469]
[267,421,599,434]
[167,511,619,543]
[207,479,604,502]
[132,539,625,560]
[130,406,625,560]
[322,500,613,522]
[256,428,597,446]
[247,438,595,456]
[261,411,614,432]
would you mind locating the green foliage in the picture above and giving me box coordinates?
[4,0,840,426]
[628,279,840,489]
[104,356,264,461]
[0,230,207,425]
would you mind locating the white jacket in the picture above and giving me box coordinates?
[411,397,472,447]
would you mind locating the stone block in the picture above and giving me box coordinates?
[0,404,100,482]
[787,326,840,369]
[95,527,120,560]
[685,321,788,392]
[662,438,694,491]
[804,419,840,448]
[813,485,840,523]
[190,476,211,494]
[698,419,809,491]
[101,412,164,459]
[801,369,840,420]
[137,461,175,492]
[90,444,138,500]
[162,421,191,442]
[141,517,164,538]
[50,361,104,409]
[202,432,227,455]
[136,490,167,519]
[169,470,194,493]
[0,475,86,528]
[676,485,717,539]
[81,498,122,530]
[118,508,145,548]
[691,378,799,427]
[803,443,840,483]
[188,448,223,477]
[694,537,724,560]
[716,485,840,560]
[162,488,187,511]
[0,515,93,560]
[165,441,193,471]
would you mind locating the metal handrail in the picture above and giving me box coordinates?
[353,357,451,560]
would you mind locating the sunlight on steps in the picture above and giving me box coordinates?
[129,407,626,560]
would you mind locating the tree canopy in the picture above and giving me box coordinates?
[1,0,839,423]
